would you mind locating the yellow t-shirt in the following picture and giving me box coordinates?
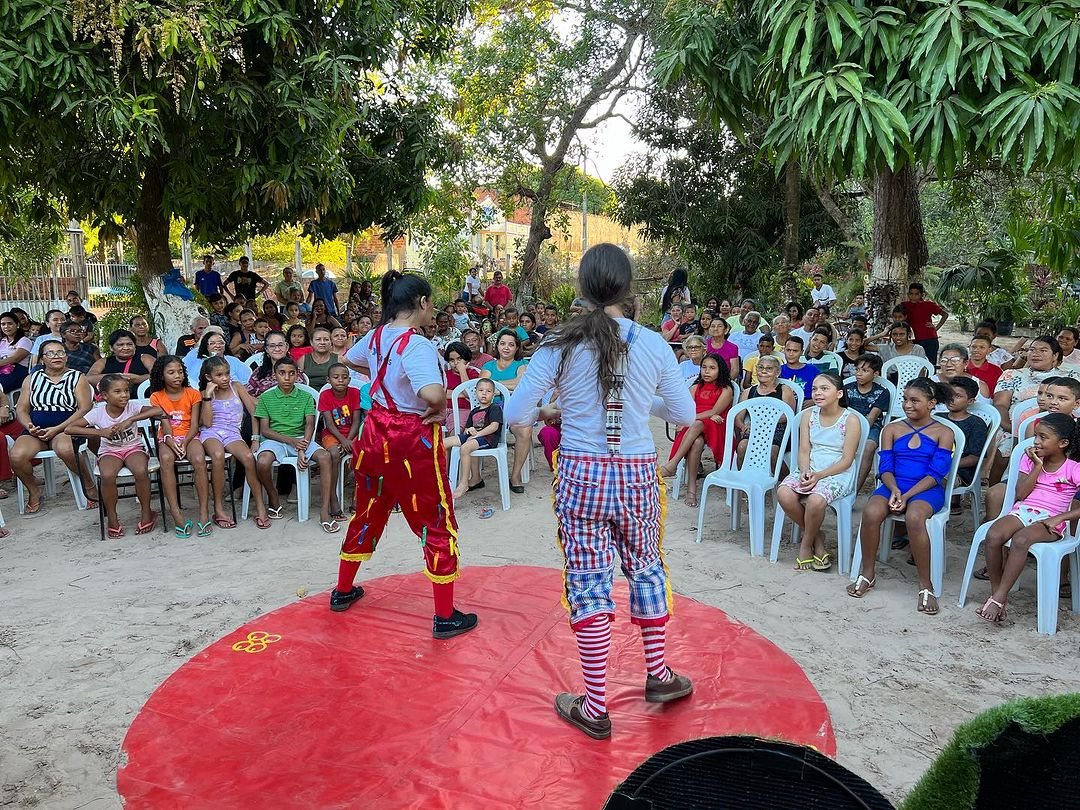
[743,351,784,386]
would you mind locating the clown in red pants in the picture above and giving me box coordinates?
[336,403,461,619]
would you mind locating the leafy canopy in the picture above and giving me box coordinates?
[0,0,467,251]
[655,0,1080,178]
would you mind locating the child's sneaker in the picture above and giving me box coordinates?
[432,609,478,639]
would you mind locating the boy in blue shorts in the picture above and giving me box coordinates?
[844,353,890,490]
[443,378,503,498]
[254,356,337,531]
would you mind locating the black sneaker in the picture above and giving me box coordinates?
[432,609,478,639]
[329,586,365,612]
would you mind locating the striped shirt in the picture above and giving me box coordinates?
[29,369,82,413]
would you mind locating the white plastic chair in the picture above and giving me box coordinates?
[447,379,512,511]
[775,377,805,412]
[1009,397,1039,438]
[957,437,1080,634]
[671,382,740,501]
[7,435,89,514]
[770,409,869,575]
[951,402,1002,529]
[242,383,319,522]
[696,397,795,556]
[136,379,151,400]
[317,382,356,509]
[1016,410,1048,440]
[881,356,936,418]
[850,419,966,598]
[79,427,167,540]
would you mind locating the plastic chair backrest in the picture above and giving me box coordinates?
[1016,410,1049,440]
[1010,397,1038,437]
[786,407,869,481]
[293,383,320,404]
[842,375,898,424]
[136,379,151,400]
[720,397,795,480]
[881,355,935,392]
[967,401,1003,464]
[936,418,967,513]
[246,352,265,370]
[449,378,511,444]
[998,437,1036,516]
[775,377,805,411]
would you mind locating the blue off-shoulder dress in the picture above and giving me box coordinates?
[872,420,953,513]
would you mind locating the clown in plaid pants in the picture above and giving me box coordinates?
[553,451,673,629]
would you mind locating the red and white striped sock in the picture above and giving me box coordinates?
[574,617,611,718]
[641,625,672,681]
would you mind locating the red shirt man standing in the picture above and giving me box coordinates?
[483,271,513,308]
[901,282,948,365]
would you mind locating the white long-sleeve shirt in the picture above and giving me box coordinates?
[504,318,695,455]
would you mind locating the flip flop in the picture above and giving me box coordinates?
[846,575,876,598]
[135,513,158,535]
[890,533,909,550]
[23,499,41,515]
[794,557,815,571]
[917,588,940,616]
[174,520,194,539]
[84,499,98,511]
[320,520,340,534]
[107,524,125,538]
[255,515,271,529]
[196,521,213,537]
[811,553,832,572]
[268,506,285,520]
[479,507,495,519]
[0,528,9,538]
[213,515,236,529]
[977,596,1007,623]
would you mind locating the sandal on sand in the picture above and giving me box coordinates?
[846,575,875,598]
[973,566,990,581]
[196,521,213,537]
[794,557,815,571]
[24,499,41,515]
[977,596,1007,623]
[917,588,939,615]
[213,515,235,529]
[174,520,193,539]
[479,507,495,519]
[812,553,832,572]
[85,499,98,511]
[135,513,158,535]
[320,520,340,534]
[268,506,285,520]
[255,515,271,529]
[107,524,125,538]
[0,528,9,538]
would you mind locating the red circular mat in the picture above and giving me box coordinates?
[118,565,834,808]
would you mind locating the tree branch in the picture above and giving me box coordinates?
[810,175,858,244]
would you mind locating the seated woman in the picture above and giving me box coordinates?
[0,311,33,393]
[977,413,1080,624]
[847,378,955,615]
[734,354,796,469]
[87,329,152,397]
[481,329,531,492]
[228,308,263,360]
[183,328,252,386]
[776,373,860,571]
[9,341,100,512]
[660,353,734,507]
[261,300,283,331]
[128,314,162,359]
[705,317,741,381]
[678,335,707,378]
[304,298,342,333]
[247,331,307,397]
[299,325,338,390]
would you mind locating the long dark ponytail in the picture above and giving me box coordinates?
[661,267,688,313]
[544,243,633,400]
[380,270,432,325]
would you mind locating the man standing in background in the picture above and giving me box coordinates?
[195,255,225,299]
[224,256,269,303]
[484,270,513,309]
[306,263,340,316]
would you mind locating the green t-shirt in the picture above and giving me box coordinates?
[255,386,315,438]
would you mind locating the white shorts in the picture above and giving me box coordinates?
[257,439,322,465]
[1007,503,1065,536]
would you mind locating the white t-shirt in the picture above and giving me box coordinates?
[463,274,482,297]
[988,346,1014,367]
[790,327,816,349]
[0,336,33,368]
[504,318,695,455]
[810,284,836,306]
[346,325,444,416]
[729,330,761,361]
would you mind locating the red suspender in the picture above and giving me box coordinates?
[367,326,418,411]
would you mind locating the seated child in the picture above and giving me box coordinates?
[318,363,361,519]
[847,379,955,616]
[944,377,989,514]
[780,336,817,406]
[777,372,860,571]
[978,413,1080,624]
[443,378,502,499]
[254,357,337,531]
[843,353,889,490]
[67,373,160,537]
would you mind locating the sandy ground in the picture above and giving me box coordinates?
[2,409,1078,808]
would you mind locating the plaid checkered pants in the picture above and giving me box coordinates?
[552,451,672,630]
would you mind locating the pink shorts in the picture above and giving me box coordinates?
[99,445,147,462]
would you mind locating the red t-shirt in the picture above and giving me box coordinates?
[318,387,362,434]
[902,300,945,340]
[967,360,1003,393]
[484,283,513,308]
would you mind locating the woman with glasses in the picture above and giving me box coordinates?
[9,340,99,513]
[247,331,308,397]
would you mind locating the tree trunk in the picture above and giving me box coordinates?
[517,198,553,305]
[135,144,201,348]
[779,159,801,303]
[868,164,928,331]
